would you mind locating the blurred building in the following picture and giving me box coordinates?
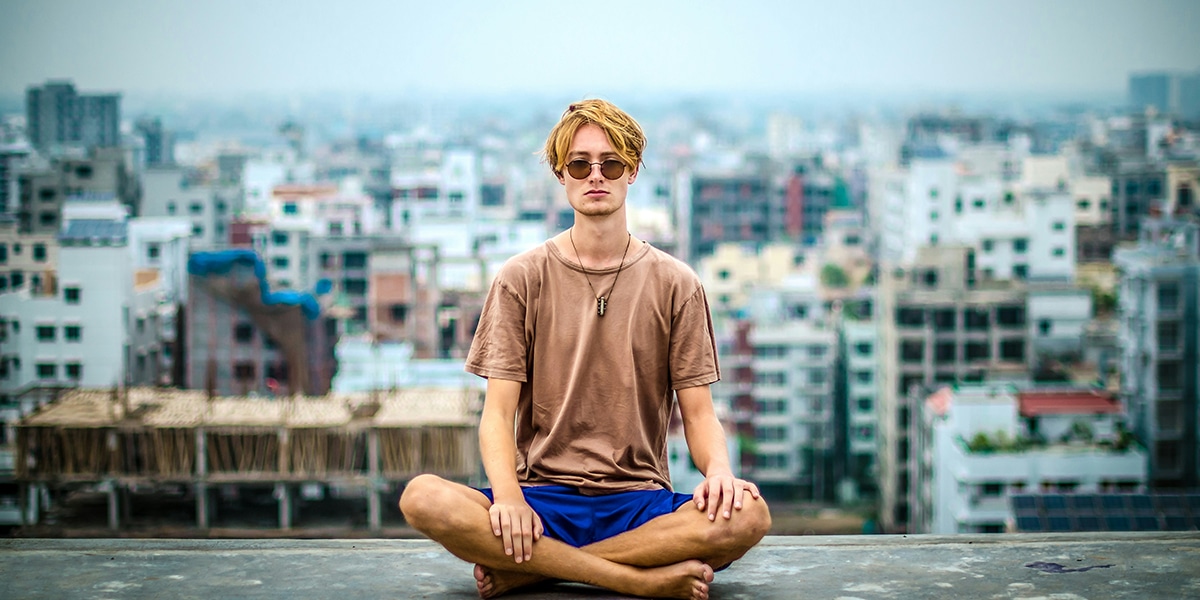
[912,385,1147,534]
[14,148,139,236]
[134,117,174,168]
[25,81,120,154]
[141,166,240,249]
[877,245,1031,532]
[1130,71,1200,120]
[1115,218,1200,490]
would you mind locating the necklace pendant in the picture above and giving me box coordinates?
[597,296,607,317]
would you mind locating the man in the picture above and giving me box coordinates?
[400,99,770,600]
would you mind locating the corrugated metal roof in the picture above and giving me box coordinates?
[59,219,128,242]
[1018,389,1120,417]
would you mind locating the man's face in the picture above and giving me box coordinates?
[557,123,638,218]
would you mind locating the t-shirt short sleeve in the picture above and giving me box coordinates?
[465,274,529,383]
[668,285,720,390]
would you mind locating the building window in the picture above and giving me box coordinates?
[1157,321,1180,351]
[234,323,254,344]
[1038,319,1052,336]
[933,309,955,331]
[997,305,1025,326]
[189,202,204,215]
[36,325,55,341]
[1077,199,1090,210]
[234,362,256,381]
[390,304,409,323]
[344,278,367,296]
[900,340,925,363]
[33,243,47,262]
[0,244,6,264]
[1013,264,1028,280]
[973,198,986,209]
[167,201,176,214]
[64,286,81,304]
[857,426,874,441]
[1014,238,1028,253]
[717,268,731,280]
[66,363,83,380]
[854,342,872,356]
[999,339,1025,361]
[40,212,56,226]
[272,256,289,269]
[809,370,827,385]
[283,202,298,215]
[897,308,925,327]
[272,231,289,245]
[147,243,160,260]
[1052,221,1066,231]
[982,239,994,252]
[965,341,989,361]
[935,341,955,362]
[857,397,873,412]
[855,371,873,384]
[1052,247,1065,257]
[808,345,827,359]
[1158,283,1179,312]
[343,252,367,269]
[65,325,81,342]
[36,363,56,379]
[192,224,203,237]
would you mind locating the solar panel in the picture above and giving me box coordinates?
[1076,515,1103,531]
[1158,495,1185,513]
[1134,516,1160,531]
[1105,515,1132,531]
[1043,494,1068,512]
[1100,494,1128,513]
[1068,495,1097,511]
[1047,516,1072,532]
[1164,515,1193,531]
[1131,495,1155,512]
[1012,495,1038,512]
[1187,495,1200,512]
[1016,515,1042,532]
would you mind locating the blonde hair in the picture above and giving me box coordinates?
[543,99,646,176]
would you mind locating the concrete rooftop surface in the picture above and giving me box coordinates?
[2,533,1199,599]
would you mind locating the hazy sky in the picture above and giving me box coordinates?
[2,0,1198,97]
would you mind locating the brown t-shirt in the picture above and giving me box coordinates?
[465,240,720,494]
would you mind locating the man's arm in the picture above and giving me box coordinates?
[677,384,761,521]
[479,377,543,563]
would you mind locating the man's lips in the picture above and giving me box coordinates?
[585,189,607,196]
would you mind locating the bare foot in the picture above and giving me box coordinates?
[473,564,547,599]
[635,560,714,600]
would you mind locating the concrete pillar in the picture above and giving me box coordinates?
[106,481,120,531]
[196,484,210,529]
[276,483,292,530]
[367,429,381,532]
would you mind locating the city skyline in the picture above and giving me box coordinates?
[2,0,1199,99]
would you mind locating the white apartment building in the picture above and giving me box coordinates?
[748,318,838,500]
[128,217,192,303]
[391,148,481,227]
[842,317,881,501]
[141,167,239,248]
[0,217,58,295]
[269,183,379,238]
[1115,218,1200,489]
[876,158,1077,283]
[914,386,1147,534]
[0,221,159,395]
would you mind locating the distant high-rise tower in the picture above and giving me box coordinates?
[135,117,173,167]
[25,80,121,154]
[1129,71,1200,119]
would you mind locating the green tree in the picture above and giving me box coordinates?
[821,264,849,288]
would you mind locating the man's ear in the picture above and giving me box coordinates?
[628,167,638,185]
[556,171,566,185]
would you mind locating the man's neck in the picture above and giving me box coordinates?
[560,215,632,269]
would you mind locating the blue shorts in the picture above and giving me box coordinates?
[478,485,692,548]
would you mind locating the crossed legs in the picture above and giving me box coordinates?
[399,474,771,599]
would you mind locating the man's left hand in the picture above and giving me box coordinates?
[692,473,761,521]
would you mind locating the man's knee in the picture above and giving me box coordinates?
[398,473,448,529]
[706,496,771,550]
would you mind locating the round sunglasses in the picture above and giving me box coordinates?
[565,159,627,180]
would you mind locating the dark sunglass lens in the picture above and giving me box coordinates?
[566,160,590,179]
[601,160,625,179]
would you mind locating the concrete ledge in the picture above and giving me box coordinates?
[2,533,1198,598]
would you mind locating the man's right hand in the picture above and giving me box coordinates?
[488,497,544,563]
